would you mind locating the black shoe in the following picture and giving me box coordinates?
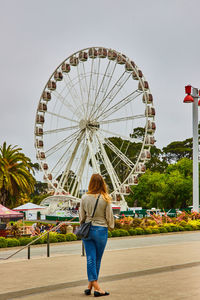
[84,289,92,295]
[94,291,109,297]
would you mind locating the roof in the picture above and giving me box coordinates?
[0,204,24,218]
[13,202,45,211]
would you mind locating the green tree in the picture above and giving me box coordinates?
[126,170,166,208]
[146,146,168,172]
[128,158,193,209]
[162,138,192,163]
[0,142,36,207]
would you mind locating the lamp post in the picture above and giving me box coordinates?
[183,85,199,212]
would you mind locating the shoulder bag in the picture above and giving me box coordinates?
[76,194,100,239]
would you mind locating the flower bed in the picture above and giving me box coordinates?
[0,212,200,248]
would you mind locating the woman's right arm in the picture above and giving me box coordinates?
[79,198,86,224]
[106,203,115,229]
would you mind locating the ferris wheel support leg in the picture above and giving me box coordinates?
[119,195,128,210]
[85,129,100,173]
[56,132,84,193]
[71,146,89,196]
[95,132,121,191]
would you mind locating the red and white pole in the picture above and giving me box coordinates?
[183,85,199,212]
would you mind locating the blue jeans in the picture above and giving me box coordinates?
[83,225,108,282]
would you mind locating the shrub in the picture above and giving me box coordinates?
[151,228,160,234]
[164,225,173,232]
[144,228,152,234]
[7,238,20,247]
[184,225,193,231]
[190,224,198,230]
[177,226,184,231]
[66,233,77,241]
[114,220,124,229]
[148,220,157,227]
[128,228,137,236]
[170,225,179,232]
[111,229,121,237]
[131,218,142,228]
[135,227,144,235]
[56,234,66,242]
[0,237,7,248]
[31,235,44,244]
[108,231,112,238]
[118,229,129,236]
[43,232,58,243]
[19,237,32,246]
[179,220,187,227]
[159,227,168,233]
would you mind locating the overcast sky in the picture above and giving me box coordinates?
[0,0,200,180]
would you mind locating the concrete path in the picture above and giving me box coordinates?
[0,232,200,299]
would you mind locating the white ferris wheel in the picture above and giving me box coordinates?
[34,47,156,206]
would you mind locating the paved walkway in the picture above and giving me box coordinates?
[0,232,200,299]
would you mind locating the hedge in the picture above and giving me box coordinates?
[0,237,8,248]
[19,237,32,246]
[7,238,20,247]
[65,233,77,241]
[128,228,137,236]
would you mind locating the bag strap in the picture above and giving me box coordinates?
[91,194,101,219]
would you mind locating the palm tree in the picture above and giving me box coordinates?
[0,142,36,207]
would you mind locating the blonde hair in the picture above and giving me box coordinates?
[87,174,111,203]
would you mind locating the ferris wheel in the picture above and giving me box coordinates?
[34,47,156,205]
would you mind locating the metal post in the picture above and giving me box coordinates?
[192,89,199,212]
[28,246,30,260]
[47,232,50,257]
[81,241,85,256]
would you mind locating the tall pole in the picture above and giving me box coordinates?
[192,88,199,212]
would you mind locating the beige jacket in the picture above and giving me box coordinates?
[79,194,115,229]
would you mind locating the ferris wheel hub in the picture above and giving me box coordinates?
[79,119,100,130]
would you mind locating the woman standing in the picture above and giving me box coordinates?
[79,174,114,297]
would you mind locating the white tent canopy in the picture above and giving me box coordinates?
[13,203,45,211]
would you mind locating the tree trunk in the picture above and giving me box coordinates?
[0,187,8,206]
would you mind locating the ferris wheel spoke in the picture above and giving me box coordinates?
[94,71,131,120]
[76,62,89,112]
[56,132,85,192]
[45,130,81,158]
[52,90,81,119]
[86,59,95,118]
[97,90,142,121]
[88,57,101,119]
[85,129,100,173]
[71,145,89,196]
[43,125,79,135]
[54,75,80,115]
[50,136,78,175]
[45,111,79,123]
[76,64,87,118]
[99,128,142,143]
[98,132,134,169]
[89,60,117,119]
[95,132,121,190]
[82,63,89,98]
[99,114,145,125]
[62,76,82,116]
